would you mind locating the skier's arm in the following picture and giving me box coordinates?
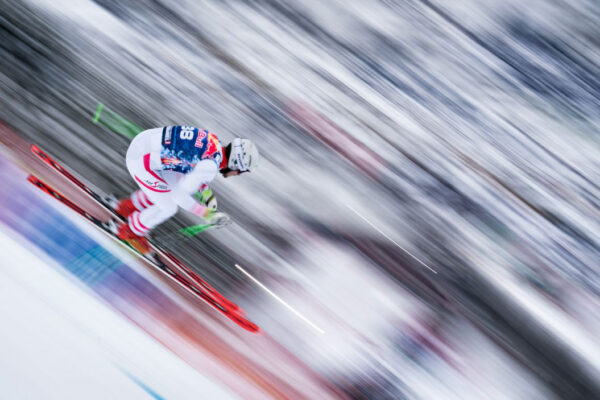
[173,159,218,217]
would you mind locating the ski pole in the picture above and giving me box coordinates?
[154,222,219,248]
[179,223,215,237]
[92,102,143,139]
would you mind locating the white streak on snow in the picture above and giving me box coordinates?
[235,263,325,334]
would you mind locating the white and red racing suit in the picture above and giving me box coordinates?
[123,126,223,236]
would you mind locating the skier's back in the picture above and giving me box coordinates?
[108,125,259,251]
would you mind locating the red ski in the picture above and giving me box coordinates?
[31,144,241,313]
[29,147,258,333]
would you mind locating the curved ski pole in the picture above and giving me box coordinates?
[176,211,232,239]
[153,216,234,255]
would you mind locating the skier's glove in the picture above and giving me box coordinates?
[195,187,217,210]
[204,210,231,227]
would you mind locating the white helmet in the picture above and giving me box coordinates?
[228,138,259,172]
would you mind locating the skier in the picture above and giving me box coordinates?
[105,125,259,252]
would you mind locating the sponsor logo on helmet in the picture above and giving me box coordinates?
[236,151,247,171]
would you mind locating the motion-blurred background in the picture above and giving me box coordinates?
[1,0,599,399]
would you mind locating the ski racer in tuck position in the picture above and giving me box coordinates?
[105,125,259,251]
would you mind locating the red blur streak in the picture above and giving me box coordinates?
[287,101,386,179]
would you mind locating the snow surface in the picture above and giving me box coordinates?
[0,227,240,400]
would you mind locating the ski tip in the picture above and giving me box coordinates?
[239,320,261,334]
[30,144,48,159]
